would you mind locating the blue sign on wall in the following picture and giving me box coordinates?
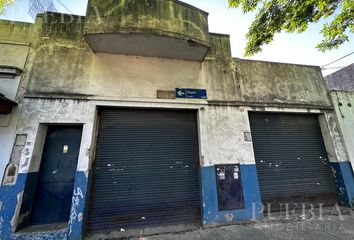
[176,88,207,99]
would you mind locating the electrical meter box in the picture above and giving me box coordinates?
[215,164,245,211]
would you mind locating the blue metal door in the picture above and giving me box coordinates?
[30,125,82,225]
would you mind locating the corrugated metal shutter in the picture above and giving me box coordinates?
[87,109,201,233]
[249,113,337,206]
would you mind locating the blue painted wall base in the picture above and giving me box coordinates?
[67,171,90,240]
[200,165,263,226]
[330,162,354,208]
[0,171,89,240]
[0,173,41,239]
[2,162,353,239]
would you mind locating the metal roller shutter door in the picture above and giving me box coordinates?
[249,113,338,207]
[87,109,201,233]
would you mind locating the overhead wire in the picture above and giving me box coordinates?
[55,0,73,14]
[321,66,348,70]
[321,52,354,69]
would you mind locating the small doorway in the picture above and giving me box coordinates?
[30,125,83,225]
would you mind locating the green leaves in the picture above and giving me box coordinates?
[229,0,260,12]
[229,0,353,56]
[0,0,15,15]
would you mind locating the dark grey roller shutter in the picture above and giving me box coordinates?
[249,113,337,207]
[87,109,201,233]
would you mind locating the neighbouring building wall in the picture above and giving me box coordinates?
[324,65,354,208]
[325,64,354,173]
[330,91,354,172]
[325,64,354,91]
[0,42,29,182]
[0,108,21,182]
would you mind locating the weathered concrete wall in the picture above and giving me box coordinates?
[0,43,29,70]
[204,58,331,107]
[201,34,332,107]
[27,46,204,98]
[0,20,36,44]
[14,100,346,174]
[0,13,84,43]
[0,14,331,109]
[235,59,330,106]
[205,33,231,61]
[199,106,255,166]
[40,13,85,41]
[15,98,95,174]
[85,0,209,45]
[25,41,332,109]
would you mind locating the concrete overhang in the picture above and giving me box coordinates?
[0,65,23,79]
[84,32,209,61]
[0,93,17,114]
[84,0,210,61]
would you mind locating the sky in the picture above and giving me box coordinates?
[1,0,353,76]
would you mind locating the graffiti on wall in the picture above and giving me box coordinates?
[69,187,83,235]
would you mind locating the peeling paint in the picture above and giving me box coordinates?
[224,213,234,223]
[77,213,83,222]
[11,191,24,233]
[0,217,3,236]
[17,211,30,227]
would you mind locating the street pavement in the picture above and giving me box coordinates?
[138,208,354,240]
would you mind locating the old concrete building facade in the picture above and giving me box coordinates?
[0,0,353,239]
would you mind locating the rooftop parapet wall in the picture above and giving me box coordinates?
[205,58,332,108]
[0,20,37,44]
[84,0,209,45]
[39,12,85,42]
[0,12,86,45]
[235,59,332,107]
[206,33,232,61]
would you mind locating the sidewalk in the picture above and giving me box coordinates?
[139,208,354,240]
